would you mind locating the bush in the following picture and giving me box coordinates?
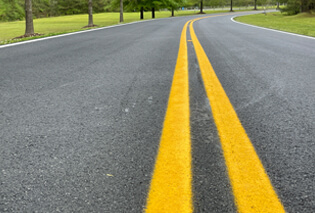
[280,0,315,15]
[0,0,24,21]
[280,0,300,14]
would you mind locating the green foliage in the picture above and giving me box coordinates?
[1,10,228,43]
[235,12,315,37]
[0,0,113,21]
[58,0,86,15]
[0,0,287,22]
[280,0,315,14]
[280,0,300,14]
[0,0,24,21]
[166,0,186,10]
[110,0,186,12]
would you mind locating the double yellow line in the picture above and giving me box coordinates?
[145,16,285,213]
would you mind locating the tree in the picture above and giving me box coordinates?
[123,0,168,19]
[122,0,146,19]
[140,6,144,19]
[120,0,123,22]
[279,0,309,14]
[122,0,159,20]
[254,0,257,9]
[25,0,34,36]
[88,0,94,26]
[109,0,125,21]
[230,0,233,11]
[200,0,204,13]
[146,0,165,18]
[166,0,186,17]
[83,0,96,27]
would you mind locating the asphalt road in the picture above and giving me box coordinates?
[1,12,314,212]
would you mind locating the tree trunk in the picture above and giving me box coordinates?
[140,7,144,19]
[200,0,203,13]
[171,8,174,17]
[230,0,233,12]
[152,7,155,19]
[25,0,34,36]
[276,2,280,10]
[300,0,309,12]
[120,0,123,22]
[254,0,257,10]
[88,0,93,27]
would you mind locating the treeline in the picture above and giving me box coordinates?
[0,0,111,21]
[1,0,313,22]
[1,0,276,22]
[280,0,314,14]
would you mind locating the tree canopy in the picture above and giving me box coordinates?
[2,0,311,22]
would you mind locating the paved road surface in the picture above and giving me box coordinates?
[1,12,314,212]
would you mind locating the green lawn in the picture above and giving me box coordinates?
[0,10,228,45]
[235,12,315,37]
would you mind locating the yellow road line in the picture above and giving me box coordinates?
[145,21,192,213]
[189,19,285,213]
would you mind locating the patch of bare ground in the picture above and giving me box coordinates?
[82,25,98,28]
[13,33,44,39]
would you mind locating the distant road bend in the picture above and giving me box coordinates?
[0,12,314,212]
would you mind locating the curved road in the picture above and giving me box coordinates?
[0,12,314,212]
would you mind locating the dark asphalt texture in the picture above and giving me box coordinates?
[1,12,314,212]
[193,15,315,212]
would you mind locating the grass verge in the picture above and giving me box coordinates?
[235,12,315,37]
[0,7,277,45]
[0,10,224,45]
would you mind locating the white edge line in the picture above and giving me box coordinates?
[231,15,315,40]
[0,18,157,49]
